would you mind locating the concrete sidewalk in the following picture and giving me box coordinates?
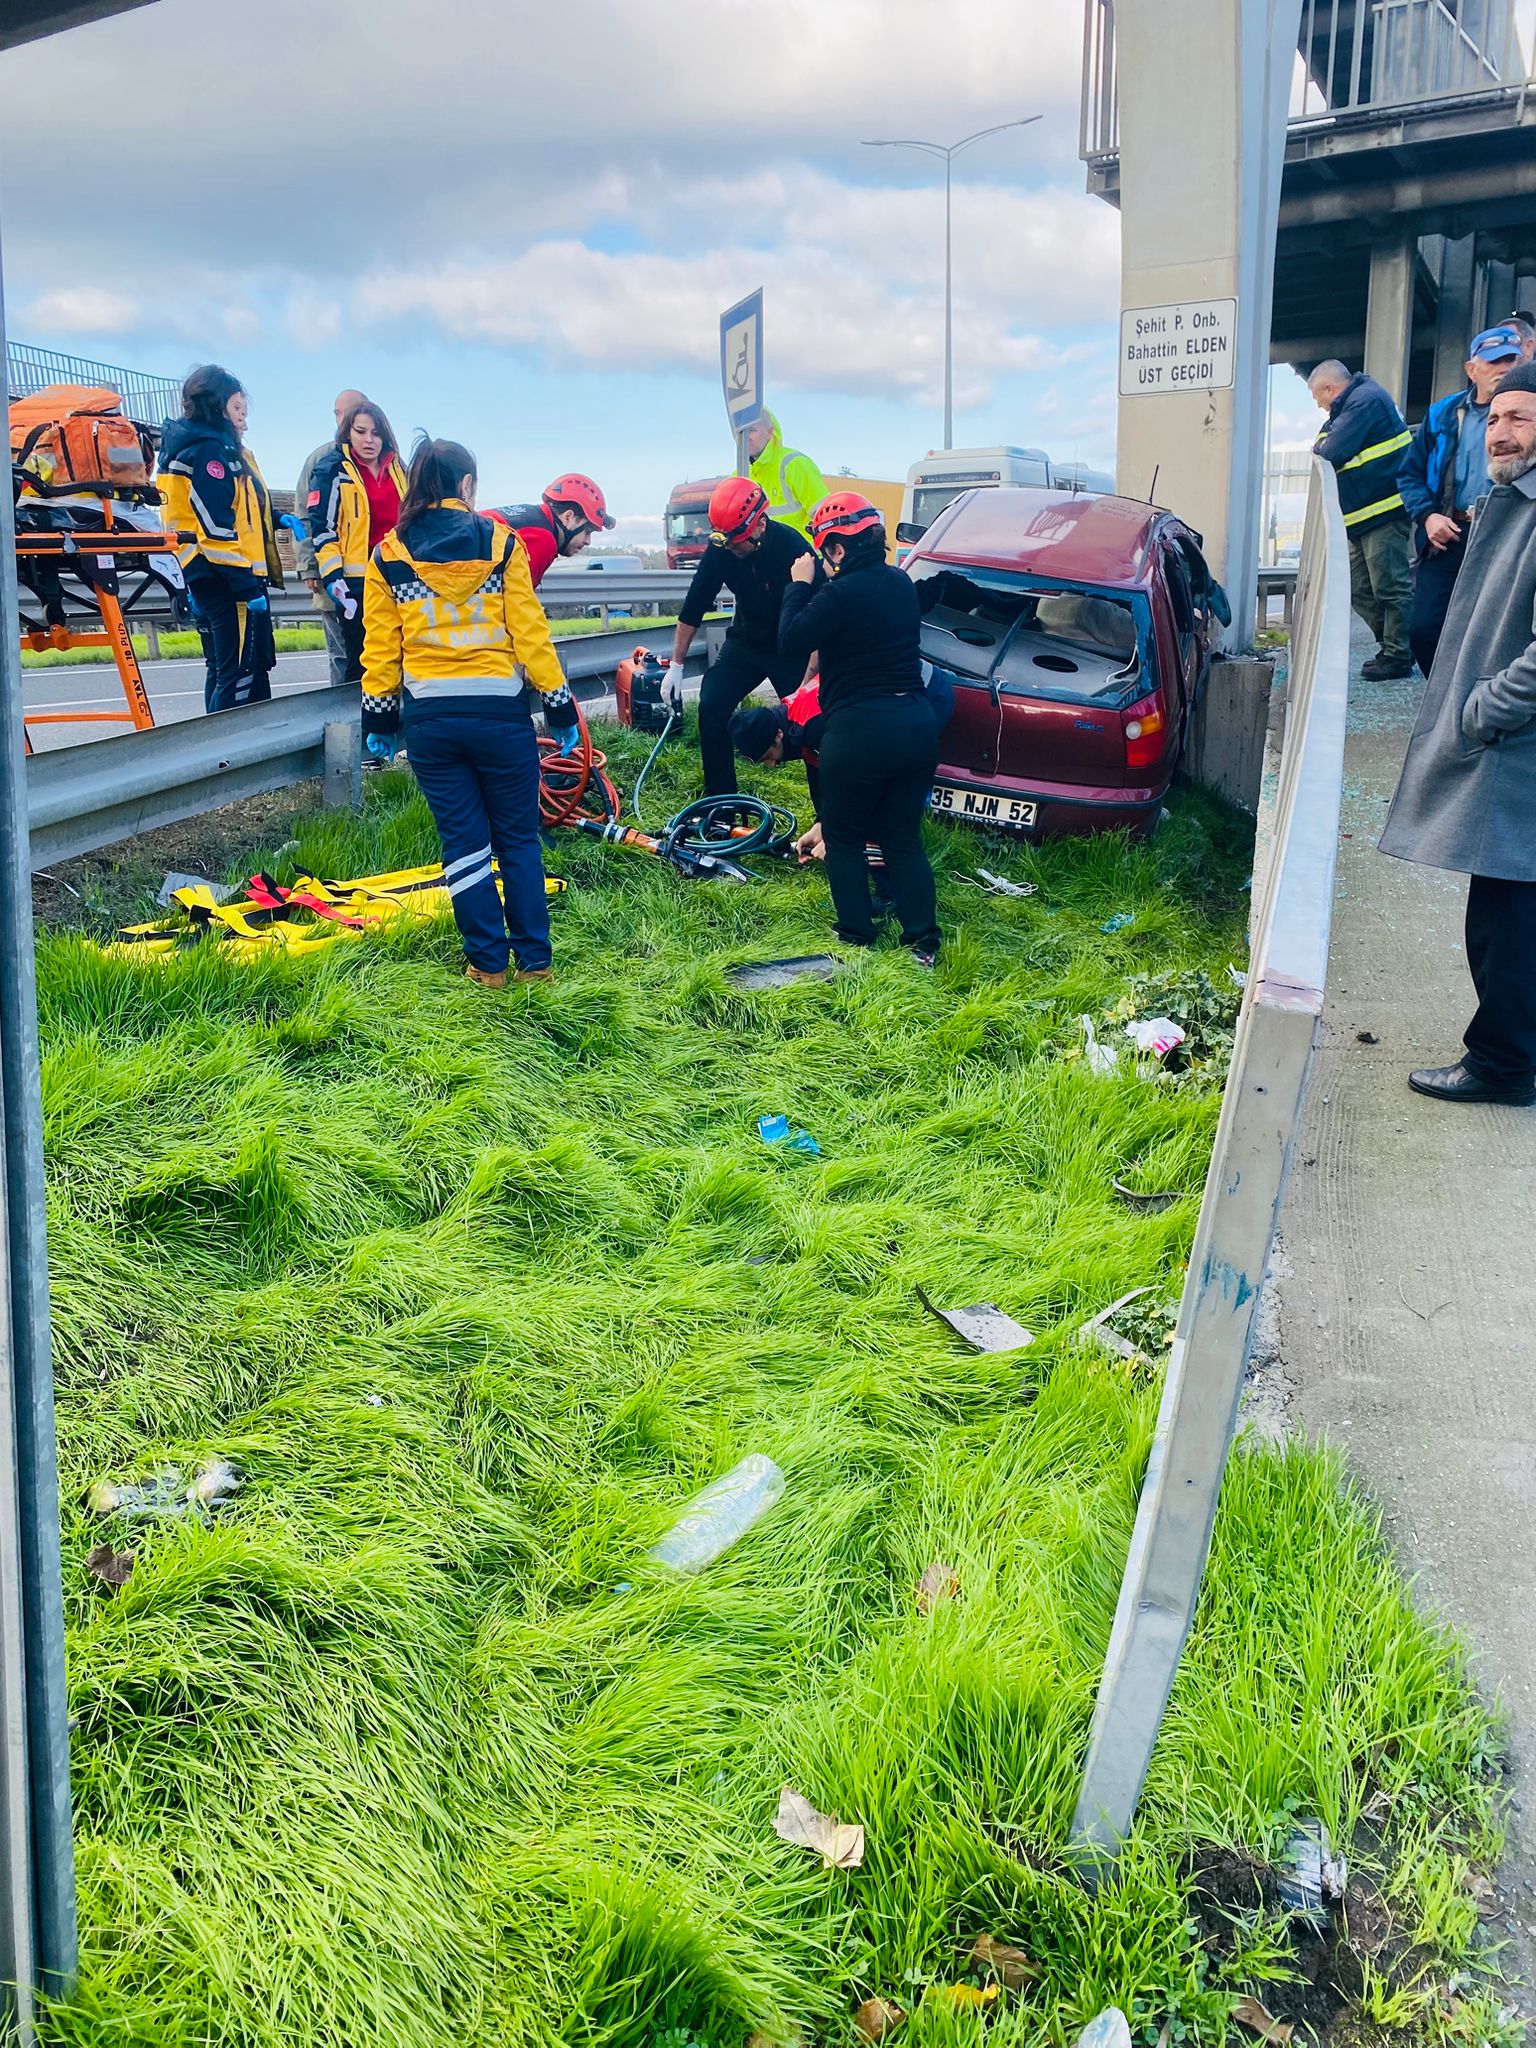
[1260,625,1536,2000]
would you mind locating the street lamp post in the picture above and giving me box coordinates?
[862,116,1041,451]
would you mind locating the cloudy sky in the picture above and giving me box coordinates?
[0,0,1126,538]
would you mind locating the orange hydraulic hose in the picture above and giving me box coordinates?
[536,699,621,827]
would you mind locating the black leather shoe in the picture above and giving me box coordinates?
[1361,654,1414,680]
[1408,1061,1536,1105]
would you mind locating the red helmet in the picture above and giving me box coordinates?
[543,473,615,534]
[809,492,883,553]
[708,475,769,545]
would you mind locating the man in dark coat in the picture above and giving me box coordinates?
[1309,360,1414,679]
[1378,362,1536,1104]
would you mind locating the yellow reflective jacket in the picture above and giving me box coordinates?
[307,446,407,582]
[749,411,826,541]
[158,419,282,586]
[361,499,566,723]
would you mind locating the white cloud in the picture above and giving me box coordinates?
[20,286,139,336]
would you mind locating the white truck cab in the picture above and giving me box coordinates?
[898,446,1054,550]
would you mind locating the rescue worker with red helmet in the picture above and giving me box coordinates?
[777,492,942,965]
[667,473,816,795]
[489,473,614,587]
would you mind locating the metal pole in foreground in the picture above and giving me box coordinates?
[0,212,79,2035]
[861,116,1040,453]
[944,153,953,450]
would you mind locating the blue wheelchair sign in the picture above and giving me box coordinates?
[720,289,764,433]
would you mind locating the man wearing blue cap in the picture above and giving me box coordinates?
[1399,321,1532,676]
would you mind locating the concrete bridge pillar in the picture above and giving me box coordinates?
[1113,0,1304,648]
[1364,232,1416,408]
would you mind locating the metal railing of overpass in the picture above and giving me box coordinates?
[1071,454,1353,1853]
[1080,0,1531,162]
[5,343,181,427]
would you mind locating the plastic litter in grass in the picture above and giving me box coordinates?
[87,1458,242,1521]
[1100,910,1135,932]
[973,869,1036,899]
[1076,2011,1132,2048]
[1278,1817,1348,1930]
[1124,1016,1186,1059]
[1080,1014,1120,1073]
[757,1112,821,1154]
[157,871,232,906]
[647,1453,786,1572]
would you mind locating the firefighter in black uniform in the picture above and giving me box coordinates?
[666,475,815,795]
[777,492,942,966]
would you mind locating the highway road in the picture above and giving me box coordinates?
[23,652,330,752]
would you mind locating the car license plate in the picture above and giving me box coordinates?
[930,783,1037,829]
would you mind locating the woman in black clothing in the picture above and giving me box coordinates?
[778,493,942,963]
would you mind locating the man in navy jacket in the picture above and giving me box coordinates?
[1310,361,1414,679]
[1398,322,1529,677]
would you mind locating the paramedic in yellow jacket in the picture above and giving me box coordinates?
[305,398,407,686]
[746,410,826,541]
[158,364,283,712]
[361,435,579,987]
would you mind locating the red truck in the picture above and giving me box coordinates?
[665,476,728,570]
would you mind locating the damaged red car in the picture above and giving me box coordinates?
[911,486,1229,839]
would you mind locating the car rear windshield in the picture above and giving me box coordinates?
[911,563,1142,699]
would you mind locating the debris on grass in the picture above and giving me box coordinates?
[1356,1029,1380,1045]
[84,1544,134,1591]
[1278,1817,1347,1929]
[1123,1016,1186,1060]
[1074,2008,1131,2048]
[1233,1993,1293,2044]
[1106,967,1241,1084]
[1078,1285,1162,1364]
[1112,1176,1183,1211]
[973,869,1036,899]
[771,1785,864,1870]
[1079,1014,1120,1074]
[914,1287,1034,1354]
[1100,911,1135,933]
[853,1996,906,2040]
[157,870,233,906]
[915,1562,960,1614]
[647,1454,786,1573]
[968,1934,1036,1987]
[757,1113,822,1155]
[727,955,843,991]
[87,1459,241,1521]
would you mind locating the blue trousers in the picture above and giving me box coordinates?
[404,703,551,975]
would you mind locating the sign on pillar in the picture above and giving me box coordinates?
[1119,298,1238,395]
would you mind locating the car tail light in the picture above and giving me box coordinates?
[1121,690,1167,772]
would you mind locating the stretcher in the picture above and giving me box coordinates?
[107,861,567,963]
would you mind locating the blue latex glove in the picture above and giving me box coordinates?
[554,724,583,757]
[364,732,398,764]
[246,593,269,612]
[277,512,306,539]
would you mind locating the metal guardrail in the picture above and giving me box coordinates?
[1081,0,1528,159]
[24,623,725,867]
[5,343,181,427]
[1070,455,1352,1853]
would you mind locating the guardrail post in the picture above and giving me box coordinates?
[323,720,361,811]
[142,618,160,661]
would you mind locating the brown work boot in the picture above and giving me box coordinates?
[464,963,508,990]
[514,967,554,984]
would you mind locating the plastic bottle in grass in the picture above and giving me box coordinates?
[648,1454,786,1573]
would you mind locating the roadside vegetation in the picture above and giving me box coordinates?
[35,727,1513,2047]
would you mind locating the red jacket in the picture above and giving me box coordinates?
[488,503,558,587]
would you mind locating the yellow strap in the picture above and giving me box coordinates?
[1340,430,1412,472]
[1342,492,1405,527]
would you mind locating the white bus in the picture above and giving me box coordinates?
[898,446,1054,548]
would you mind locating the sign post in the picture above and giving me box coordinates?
[720,288,765,480]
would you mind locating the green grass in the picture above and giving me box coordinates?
[36,728,1509,2047]
[20,616,683,668]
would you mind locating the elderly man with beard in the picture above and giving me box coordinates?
[1379,362,1536,1104]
